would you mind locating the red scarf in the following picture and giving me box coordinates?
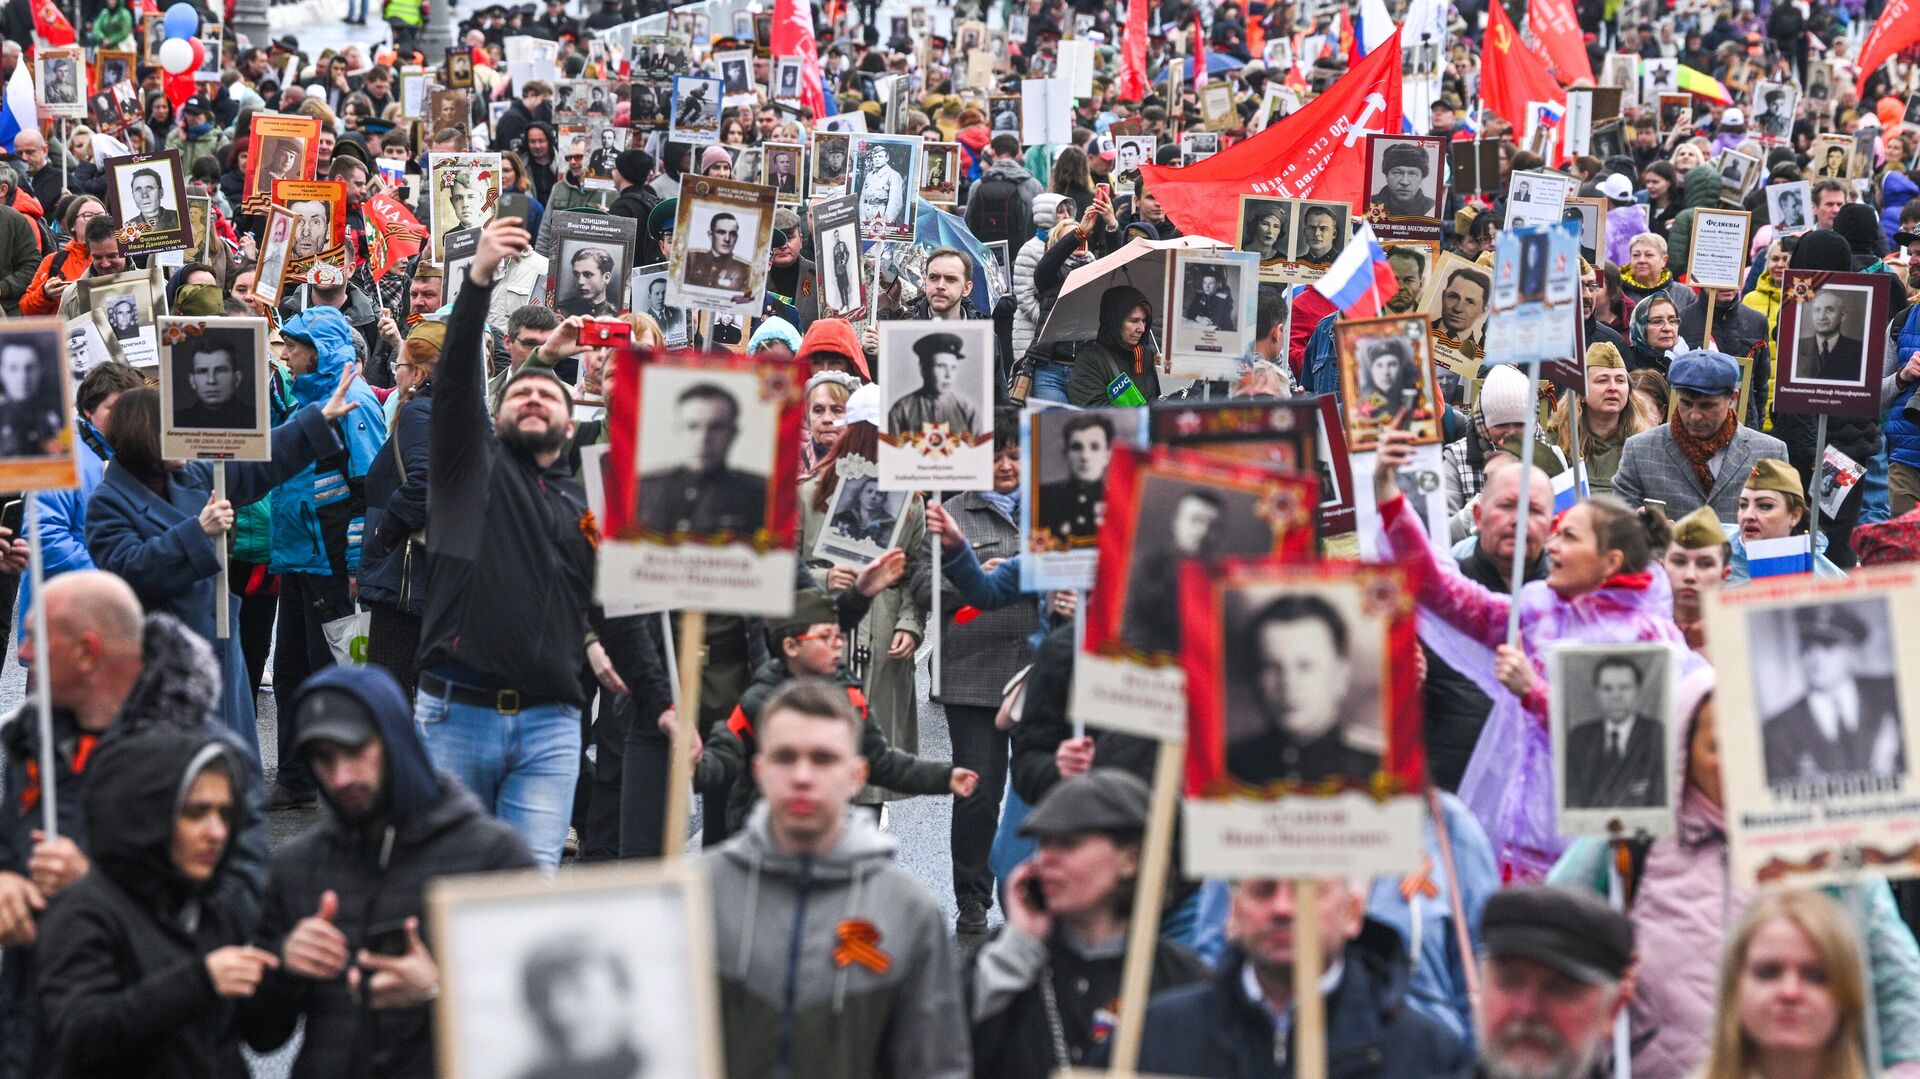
[1669,410,1737,492]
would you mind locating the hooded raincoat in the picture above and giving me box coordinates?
[271,308,388,579]
[1066,285,1160,406]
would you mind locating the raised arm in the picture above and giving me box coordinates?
[431,216,525,560]
[1373,430,1513,648]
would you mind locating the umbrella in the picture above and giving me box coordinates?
[913,197,1002,311]
[1155,51,1247,81]
[1033,235,1225,348]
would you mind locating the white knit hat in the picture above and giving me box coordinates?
[841,382,882,428]
[1478,364,1533,429]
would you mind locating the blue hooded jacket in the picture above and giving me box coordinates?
[272,308,387,576]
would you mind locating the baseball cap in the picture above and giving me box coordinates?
[1020,769,1151,838]
[183,95,213,115]
[1481,886,1634,985]
[841,383,881,427]
[1597,173,1634,203]
[291,687,380,755]
[1720,107,1746,126]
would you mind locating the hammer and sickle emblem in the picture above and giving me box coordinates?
[1492,21,1512,50]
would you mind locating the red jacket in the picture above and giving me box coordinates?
[20,237,87,317]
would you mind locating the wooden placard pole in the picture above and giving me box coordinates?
[214,461,230,639]
[1809,414,1829,568]
[1106,738,1186,1073]
[661,609,707,862]
[1292,879,1328,1079]
[1507,359,1541,646]
[1070,592,1086,740]
[1567,392,1588,503]
[930,497,943,698]
[1605,840,1633,1079]
[1703,291,1718,351]
[26,498,57,839]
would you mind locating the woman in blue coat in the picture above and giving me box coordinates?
[84,371,365,757]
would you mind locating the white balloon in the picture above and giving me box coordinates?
[158,37,195,75]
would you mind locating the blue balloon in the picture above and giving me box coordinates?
[162,2,199,39]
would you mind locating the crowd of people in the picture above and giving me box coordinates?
[3,0,1920,1074]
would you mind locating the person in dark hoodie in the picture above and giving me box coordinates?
[35,729,270,1079]
[1116,876,1470,1078]
[239,665,535,1077]
[0,578,272,1079]
[1067,285,1160,406]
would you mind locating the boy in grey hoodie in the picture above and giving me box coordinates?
[701,679,970,1079]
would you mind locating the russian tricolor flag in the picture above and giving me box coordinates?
[0,63,37,153]
[1552,466,1585,514]
[1311,220,1401,320]
[1746,535,1814,579]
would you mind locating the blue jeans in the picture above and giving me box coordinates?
[348,0,367,18]
[1028,361,1071,403]
[416,691,581,869]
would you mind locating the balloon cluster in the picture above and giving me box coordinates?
[157,3,204,110]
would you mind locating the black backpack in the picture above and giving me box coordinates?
[966,173,1031,253]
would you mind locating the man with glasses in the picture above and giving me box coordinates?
[1613,349,1788,520]
[1580,261,1629,359]
[541,136,610,228]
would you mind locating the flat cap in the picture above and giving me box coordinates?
[1669,504,1728,550]
[1667,348,1740,395]
[1796,603,1870,645]
[1482,885,1634,985]
[1745,457,1804,500]
[1020,769,1150,837]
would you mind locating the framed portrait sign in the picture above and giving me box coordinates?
[105,149,193,256]
[1716,149,1763,205]
[1487,219,1580,368]
[772,57,803,101]
[669,75,725,145]
[428,89,474,136]
[429,862,724,1079]
[1776,269,1889,419]
[34,47,84,117]
[876,320,997,491]
[848,134,922,244]
[158,317,272,460]
[1313,393,1358,536]
[1149,399,1321,485]
[1166,250,1259,383]
[1505,168,1572,230]
[1019,404,1150,593]
[667,175,776,317]
[86,267,164,368]
[811,193,864,317]
[545,211,638,318]
[1071,446,1319,742]
[444,47,475,88]
[270,179,348,279]
[762,141,804,204]
[426,153,502,262]
[1708,569,1920,888]
[629,263,689,347]
[1419,253,1489,398]
[628,79,672,128]
[1751,80,1797,142]
[1237,195,1293,275]
[1199,80,1236,131]
[919,141,961,206]
[1336,314,1444,452]
[244,113,322,215]
[1291,200,1349,273]
[1686,209,1752,292]
[0,321,79,491]
[812,456,912,568]
[398,67,430,119]
[1810,134,1854,180]
[254,205,300,306]
[1179,558,1425,879]
[810,132,853,199]
[1548,641,1682,837]
[1654,92,1691,137]
[94,50,134,94]
[1561,196,1606,266]
[1362,133,1445,241]
[600,349,803,616]
[715,49,755,105]
[1113,134,1155,196]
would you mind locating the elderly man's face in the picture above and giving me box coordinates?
[1388,254,1423,306]
[132,174,161,216]
[1478,957,1622,1079]
[292,201,328,257]
[1441,274,1487,334]
[1809,291,1845,336]
[680,397,738,471]
[1674,389,1733,441]
[191,349,240,406]
[0,347,36,401]
[451,177,486,227]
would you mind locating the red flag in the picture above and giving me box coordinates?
[363,193,425,280]
[32,0,76,46]
[1193,8,1207,95]
[1527,0,1594,85]
[1117,0,1148,101]
[1137,29,1404,244]
[773,0,828,121]
[1857,0,1920,98]
[1338,9,1359,65]
[1482,1,1565,131]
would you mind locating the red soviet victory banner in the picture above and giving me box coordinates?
[1856,0,1920,98]
[1527,0,1594,85]
[1136,28,1403,244]
[364,193,425,280]
[1116,0,1149,101]
[1482,0,1566,131]
[773,0,829,123]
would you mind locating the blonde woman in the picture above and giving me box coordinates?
[1700,889,1870,1079]
[1546,342,1653,495]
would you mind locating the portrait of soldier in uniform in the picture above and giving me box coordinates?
[637,381,768,536]
[683,212,754,294]
[886,332,977,439]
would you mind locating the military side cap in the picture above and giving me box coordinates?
[1482,885,1634,985]
[1745,457,1804,499]
[1020,769,1151,837]
[1586,341,1625,369]
[771,588,840,639]
[914,332,966,362]
[1497,434,1566,478]
[1796,604,1870,645]
[1669,504,1728,549]
[1667,349,1740,395]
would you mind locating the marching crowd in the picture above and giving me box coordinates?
[4,0,1920,1075]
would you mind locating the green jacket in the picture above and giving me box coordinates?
[90,4,133,47]
[165,127,224,179]
[0,205,41,317]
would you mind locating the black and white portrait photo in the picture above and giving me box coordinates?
[1717,150,1760,201]
[1768,180,1812,235]
[1221,582,1384,787]
[1292,201,1348,267]
[850,135,918,242]
[628,81,670,128]
[774,58,802,100]
[811,132,852,197]
[583,125,626,188]
[631,267,688,346]
[680,207,758,295]
[814,469,909,566]
[765,143,803,202]
[103,293,141,342]
[1550,644,1676,833]
[1367,137,1442,219]
[1119,474,1276,656]
[885,331,979,440]
[36,51,82,112]
[920,142,960,205]
[106,150,191,255]
[669,75,724,144]
[668,179,774,316]
[1169,251,1257,365]
[812,194,862,315]
[171,327,257,429]
[716,50,753,100]
[1791,284,1872,386]
[1239,196,1292,266]
[1753,82,1796,141]
[635,369,774,539]
[557,244,619,317]
[430,863,723,1079]
[1755,599,1906,791]
[1807,59,1834,102]
[876,321,996,487]
[1032,409,1145,547]
[0,326,68,461]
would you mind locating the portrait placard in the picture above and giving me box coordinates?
[63,314,109,382]
[34,47,84,117]
[186,194,216,263]
[581,123,628,191]
[426,153,502,262]
[919,141,961,206]
[1449,140,1502,198]
[600,350,802,616]
[1810,134,1855,180]
[1113,134,1155,196]
[0,321,79,491]
[715,49,755,106]
[811,194,865,317]
[1708,569,1920,888]
[1313,394,1358,535]
[105,149,192,256]
[1019,405,1149,593]
[1752,80,1797,142]
[545,212,637,318]
[87,267,164,369]
[1716,149,1763,205]
[244,113,322,214]
[443,47,474,88]
[1166,250,1259,383]
[762,141,804,204]
[1362,134,1445,242]
[1686,209,1752,291]
[1503,169,1572,230]
[1767,180,1814,236]
[158,317,272,460]
[876,320,997,491]
[94,49,134,94]
[442,226,481,308]
[1179,558,1424,879]
[813,458,912,568]
[429,862,723,1079]
[270,179,348,281]
[629,263,689,347]
[1237,195,1293,276]
[1072,446,1318,741]
[1561,197,1606,266]
[427,89,473,136]
[810,132,853,199]
[1336,315,1444,451]
[254,205,299,307]
[669,75,724,145]
[848,134,922,244]
[1776,269,1889,419]
[667,175,776,317]
[1151,399,1321,489]
[1487,219,1580,368]
[1419,253,1491,399]
[1289,200,1349,276]
[1548,642,1681,837]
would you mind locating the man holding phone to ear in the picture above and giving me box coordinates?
[239,664,534,1074]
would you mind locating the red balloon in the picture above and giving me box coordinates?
[188,36,206,72]
[165,71,195,108]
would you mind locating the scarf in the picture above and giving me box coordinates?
[979,489,1020,522]
[1622,267,1672,292]
[1669,410,1737,491]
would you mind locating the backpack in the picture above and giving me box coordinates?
[965,172,1031,253]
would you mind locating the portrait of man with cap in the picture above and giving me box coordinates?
[886,331,978,441]
[1761,598,1905,787]
[1370,140,1438,218]
[1793,287,1869,385]
[637,380,768,536]
[1756,84,1794,139]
